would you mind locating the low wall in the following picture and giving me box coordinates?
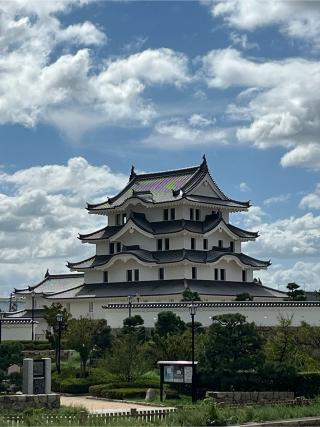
[206,391,295,404]
[0,394,60,410]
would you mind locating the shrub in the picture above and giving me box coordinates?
[295,372,320,398]
[89,384,151,399]
[6,340,50,351]
[165,388,180,400]
[53,377,100,394]
[102,387,147,399]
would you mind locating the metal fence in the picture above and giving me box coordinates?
[0,408,176,426]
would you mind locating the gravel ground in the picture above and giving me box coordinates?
[60,395,168,414]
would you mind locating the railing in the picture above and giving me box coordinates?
[0,408,176,426]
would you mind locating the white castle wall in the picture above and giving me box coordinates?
[4,303,319,341]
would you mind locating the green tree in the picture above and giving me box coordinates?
[43,303,72,371]
[91,319,112,358]
[107,330,148,382]
[154,311,186,337]
[181,288,201,301]
[235,293,253,301]
[264,317,296,366]
[123,315,146,342]
[202,313,264,388]
[286,282,306,301]
[66,317,106,377]
[146,327,206,363]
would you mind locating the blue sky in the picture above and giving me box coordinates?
[0,0,320,295]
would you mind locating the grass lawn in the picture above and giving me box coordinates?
[2,399,320,426]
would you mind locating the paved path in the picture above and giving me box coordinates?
[61,395,168,414]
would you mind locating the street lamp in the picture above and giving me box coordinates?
[0,312,3,344]
[56,313,63,374]
[189,302,197,403]
[31,291,36,341]
[128,295,132,319]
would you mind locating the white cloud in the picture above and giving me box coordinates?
[209,0,320,49]
[0,1,191,136]
[142,114,229,149]
[229,32,259,50]
[259,261,320,292]
[201,48,320,169]
[0,158,127,295]
[242,212,320,258]
[239,182,251,192]
[264,193,291,206]
[300,184,320,210]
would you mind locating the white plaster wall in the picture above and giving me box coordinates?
[2,324,34,341]
[85,270,103,284]
[96,242,107,255]
[117,230,154,250]
[102,305,320,328]
[6,303,319,338]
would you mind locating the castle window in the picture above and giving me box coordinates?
[103,271,108,283]
[89,301,93,312]
[214,268,219,280]
[159,268,164,280]
[203,239,208,250]
[242,270,247,282]
[116,214,121,225]
[163,209,169,221]
[165,238,170,250]
[230,241,234,252]
[127,270,133,282]
[66,303,70,312]
[195,209,200,221]
[218,240,223,248]
[134,269,139,281]
[109,243,115,254]
[170,208,175,220]
[116,242,121,253]
[192,267,197,279]
[122,213,127,224]
[190,208,194,220]
[191,237,196,250]
[220,269,225,281]
[157,239,163,251]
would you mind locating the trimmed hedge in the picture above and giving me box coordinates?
[7,340,50,351]
[89,385,148,399]
[52,377,101,394]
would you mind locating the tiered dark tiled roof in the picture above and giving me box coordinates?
[87,157,249,213]
[45,279,285,300]
[14,272,84,295]
[79,212,258,242]
[5,309,44,319]
[67,248,270,270]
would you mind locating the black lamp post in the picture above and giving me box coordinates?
[56,313,63,374]
[0,312,3,344]
[189,302,197,403]
[31,291,35,341]
[128,295,132,319]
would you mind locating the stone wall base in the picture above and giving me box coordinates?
[206,391,295,405]
[0,393,60,410]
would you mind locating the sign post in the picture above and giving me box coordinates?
[157,360,198,403]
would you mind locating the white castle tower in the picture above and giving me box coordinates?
[66,156,279,302]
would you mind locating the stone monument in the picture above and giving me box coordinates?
[22,358,51,395]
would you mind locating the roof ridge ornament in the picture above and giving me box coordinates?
[200,154,208,172]
[129,165,136,181]
[45,269,50,278]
